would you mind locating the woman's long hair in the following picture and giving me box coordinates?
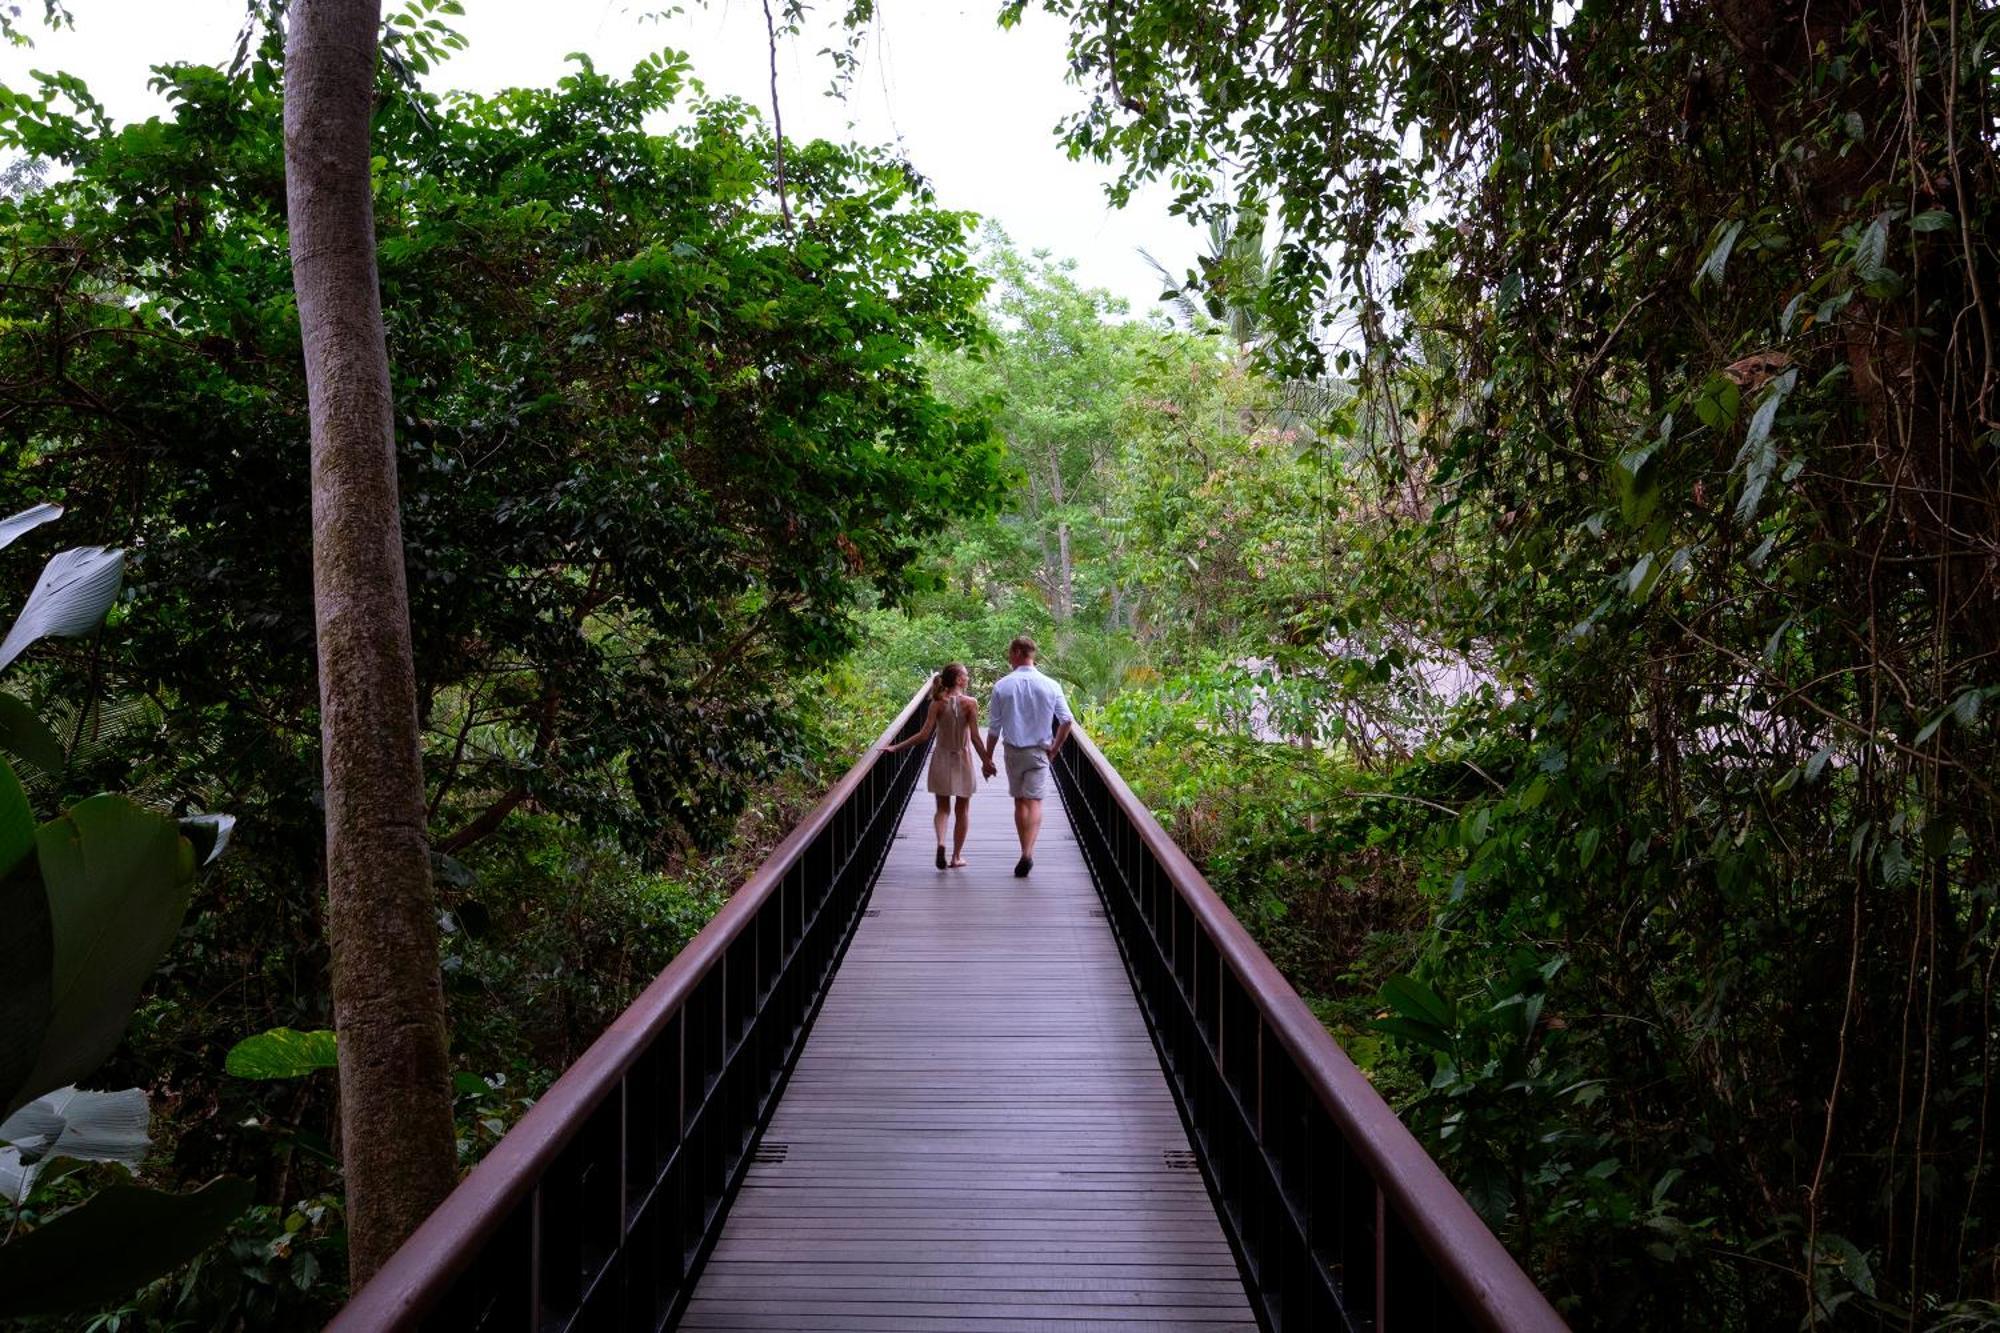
[932,662,968,700]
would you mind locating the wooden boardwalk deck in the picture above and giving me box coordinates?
[680,780,1257,1332]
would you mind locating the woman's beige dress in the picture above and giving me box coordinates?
[926,695,979,797]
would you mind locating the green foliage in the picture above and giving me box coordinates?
[1083,667,1420,1000]
[908,233,1348,694]
[7,1191,347,1333]
[19,796,196,1110]
[0,690,63,774]
[991,0,2000,1323]
[924,234,1146,632]
[439,813,730,1077]
[0,22,1005,1319]
[0,506,246,1318]
[0,1178,256,1319]
[223,1029,337,1082]
[0,35,1000,866]
[4,0,1989,1325]
[155,1193,348,1331]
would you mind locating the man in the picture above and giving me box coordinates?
[982,635,1075,877]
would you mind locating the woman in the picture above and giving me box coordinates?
[884,664,990,869]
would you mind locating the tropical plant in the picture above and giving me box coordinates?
[0,503,242,1320]
[1141,199,1273,354]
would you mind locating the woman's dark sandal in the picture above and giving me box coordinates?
[936,845,948,870]
[1014,856,1033,878]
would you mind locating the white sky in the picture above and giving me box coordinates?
[0,0,1201,317]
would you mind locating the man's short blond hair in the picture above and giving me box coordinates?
[1009,635,1038,661]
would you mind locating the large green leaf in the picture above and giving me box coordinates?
[1693,217,1743,288]
[1372,1014,1454,1053]
[0,692,63,775]
[224,1027,337,1080]
[13,796,194,1108]
[0,1177,252,1317]
[1380,973,1455,1028]
[0,753,30,879]
[0,760,49,1116]
[0,545,125,674]
[0,880,51,1117]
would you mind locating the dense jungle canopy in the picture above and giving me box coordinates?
[0,0,1995,1329]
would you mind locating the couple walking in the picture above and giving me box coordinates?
[885,636,1074,878]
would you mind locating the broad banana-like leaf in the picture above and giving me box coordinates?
[0,545,125,674]
[0,691,63,774]
[0,1086,149,1163]
[0,755,49,1117]
[12,796,194,1110]
[178,813,236,866]
[224,1026,336,1080]
[0,753,30,879]
[0,1148,30,1204]
[0,868,52,1118]
[0,1098,62,1153]
[0,1176,252,1317]
[0,1086,150,1203]
[0,503,61,553]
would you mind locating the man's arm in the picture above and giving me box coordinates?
[1047,681,1074,757]
[983,684,1004,775]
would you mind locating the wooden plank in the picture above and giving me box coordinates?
[698,1275,1247,1288]
[696,1256,1240,1280]
[682,1310,1258,1333]
[685,1297,1251,1318]
[680,782,1254,1330]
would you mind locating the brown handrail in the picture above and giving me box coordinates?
[330,679,936,1331]
[1057,725,1568,1332]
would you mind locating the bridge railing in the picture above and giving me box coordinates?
[330,681,935,1333]
[1053,727,1568,1333]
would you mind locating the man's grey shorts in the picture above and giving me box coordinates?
[1002,742,1051,800]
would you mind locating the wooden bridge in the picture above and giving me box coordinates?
[330,685,1567,1332]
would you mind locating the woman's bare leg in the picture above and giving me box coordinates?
[950,797,972,865]
[932,795,951,849]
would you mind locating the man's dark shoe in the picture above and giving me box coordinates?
[1014,856,1033,878]
[936,845,948,870]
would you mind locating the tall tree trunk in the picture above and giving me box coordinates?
[1055,520,1075,621]
[284,0,456,1284]
[1045,445,1074,621]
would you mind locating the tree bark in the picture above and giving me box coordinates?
[284,0,457,1285]
[1046,445,1074,621]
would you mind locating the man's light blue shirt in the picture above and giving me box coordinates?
[987,664,1073,749]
